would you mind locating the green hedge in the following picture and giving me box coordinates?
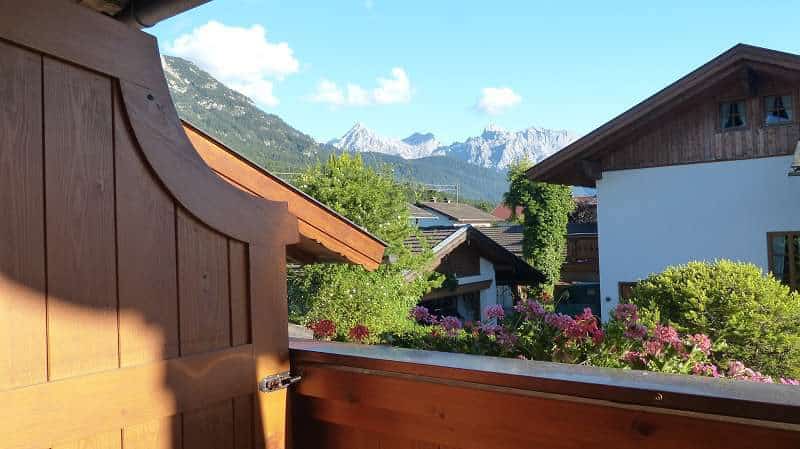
[630,260,800,377]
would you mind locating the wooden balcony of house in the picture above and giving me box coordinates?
[562,234,600,283]
[2,3,799,449]
[289,339,800,449]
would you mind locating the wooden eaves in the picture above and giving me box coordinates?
[184,121,387,270]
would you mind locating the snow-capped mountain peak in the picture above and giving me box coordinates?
[331,123,442,159]
[332,122,577,170]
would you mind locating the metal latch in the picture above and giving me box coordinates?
[258,372,301,393]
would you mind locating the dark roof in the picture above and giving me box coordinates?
[527,44,800,187]
[408,203,436,219]
[477,225,524,258]
[404,227,461,253]
[405,225,545,285]
[418,201,500,223]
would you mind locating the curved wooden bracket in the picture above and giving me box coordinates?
[120,80,299,246]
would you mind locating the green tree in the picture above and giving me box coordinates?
[503,159,575,291]
[288,154,441,339]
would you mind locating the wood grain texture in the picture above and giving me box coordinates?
[0,344,254,449]
[122,417,181,449]
[44,57,118,381]
[291,363,800,449]
[182,400,235,449]
[0,40,46,390]
[177,208,231,356]
[52,429,121,449]
[230,240,251,346]
[115,85,180,367]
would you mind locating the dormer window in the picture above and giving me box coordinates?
[764,95,794,125]
[720,100,747,130]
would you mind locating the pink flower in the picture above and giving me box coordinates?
[622,351,646,366]
[348,324,370,342]
[479,323,502,336]
[644,340,664,357]
[497,329,518,349]
[613,303,639,323]
[513,299,545,320]
[692,363,721,378]
[653,325,683,352]
[410,306,437,324]
[623,323,647,341]
[780,378,800,386]
[440,316,462,336]
[309,319,336,339]
[591,329,605,345]
[545,313,575,331]
[689,334,712,355]
[485,304,505,320]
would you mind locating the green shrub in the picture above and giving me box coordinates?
[629,260,800,377]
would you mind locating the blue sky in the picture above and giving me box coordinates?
[151,1,800,144]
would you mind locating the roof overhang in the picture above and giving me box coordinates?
[80,0,210,28]
[183,121,387,270]
[527,44,800,187]
[428,226,545,285]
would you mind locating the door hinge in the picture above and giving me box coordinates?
[258,372,301,393]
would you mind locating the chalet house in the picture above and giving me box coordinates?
[2,3,799,448]
[529,44,800,321]
[406,226,543,321]
[416,200,501,227]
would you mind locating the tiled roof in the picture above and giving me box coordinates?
[476,225,524,258]
[418,201,500,223]
[408,203,436,218]
[491,204,524,221]
[404,227,461,253]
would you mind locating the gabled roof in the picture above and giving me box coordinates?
[477,225,524,258]
[418,201,501,223]
[183,121,387,270]
[527,44,800,187]
[405,226,545,285]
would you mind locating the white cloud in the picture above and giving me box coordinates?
[310,79,345,105]
[310,67,412,107]
[476,87,522,115]
[168,21,299,107]
[373,68,412,104]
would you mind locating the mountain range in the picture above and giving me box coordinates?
[162,55,575,202]
[331,123,576,170]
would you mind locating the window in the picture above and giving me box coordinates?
[720,100,747,129]
[618,282,637,301]
[764,95,794,125]
[768,232,800,290]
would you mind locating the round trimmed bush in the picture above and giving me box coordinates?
[630,260,800,377]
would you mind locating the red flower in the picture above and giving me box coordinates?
[348,324,370,342]
[309,319,336,339]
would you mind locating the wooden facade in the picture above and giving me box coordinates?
[562,234,599,283]
[528,45,800,186]
[0,1,298,447]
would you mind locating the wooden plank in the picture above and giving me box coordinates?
[294,365,800,449]
[234,395,255,449]
[183,401,236,449]
[115,85,180,367]
[122,417,181,449]
[0,40,46,390]
[43,57,118,381]
[230,240,251,346]
[177,208,231,356]
[0,344,254,449]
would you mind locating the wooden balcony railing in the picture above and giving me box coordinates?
[289,339,800,449]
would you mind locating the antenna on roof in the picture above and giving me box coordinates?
[422,183,459,204]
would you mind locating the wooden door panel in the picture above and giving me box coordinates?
[44,56,118,381]
[0,39,46,390]
[122,417,182,449]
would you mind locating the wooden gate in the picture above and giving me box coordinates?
[0,1,298,448]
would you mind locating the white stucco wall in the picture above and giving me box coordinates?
[456,256,497,321]
[597,155,800,321]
